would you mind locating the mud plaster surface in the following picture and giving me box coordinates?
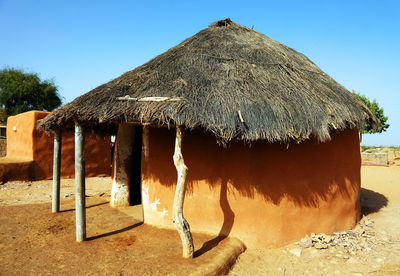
[142,127,361,248]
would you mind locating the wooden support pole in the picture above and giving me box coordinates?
[52,129,62,213]
[172,126,194,258]
[75,124,86,242]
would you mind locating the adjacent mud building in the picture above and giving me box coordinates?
[1,111,110,183]
[39,19,377,253]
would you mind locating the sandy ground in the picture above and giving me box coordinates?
[230,165,400,276]
[1,166,399,275]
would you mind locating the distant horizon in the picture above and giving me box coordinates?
[362,144,400,148]
[1,0,398,146]
[361,135,399,147]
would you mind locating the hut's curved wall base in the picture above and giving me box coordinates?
[141,127,361,247]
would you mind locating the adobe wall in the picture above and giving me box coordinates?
[361,152,388,166]
[5,111,111,181]
[141,127,361,248]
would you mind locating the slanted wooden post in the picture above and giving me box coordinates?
[172,126,194,258]
[52,129,62,213]
[75,123,86,242]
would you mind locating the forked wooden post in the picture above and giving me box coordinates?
[75,124,86,242]
[52,129,62,213]
[172,126,194,258]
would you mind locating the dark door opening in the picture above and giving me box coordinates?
[129,126,143,205]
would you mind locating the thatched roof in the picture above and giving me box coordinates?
[39,18,377,143]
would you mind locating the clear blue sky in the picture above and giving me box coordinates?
[1,0,399,146]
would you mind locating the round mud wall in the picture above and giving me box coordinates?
[141,127,361,248]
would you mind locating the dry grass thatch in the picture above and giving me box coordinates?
[38,18,378,143]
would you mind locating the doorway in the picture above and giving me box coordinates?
[129,126,143,205]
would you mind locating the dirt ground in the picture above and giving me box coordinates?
[0,178,239,275]
[1,166,400,275]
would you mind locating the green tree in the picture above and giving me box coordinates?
[352,90,389,134]
[0,68,62,123]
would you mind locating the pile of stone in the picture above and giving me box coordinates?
[296,217,377,254]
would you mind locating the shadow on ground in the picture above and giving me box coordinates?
[87,222,143,240]
[60,201,109,212]
[360,188,388,216]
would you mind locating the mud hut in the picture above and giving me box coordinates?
[39,18,377,257]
